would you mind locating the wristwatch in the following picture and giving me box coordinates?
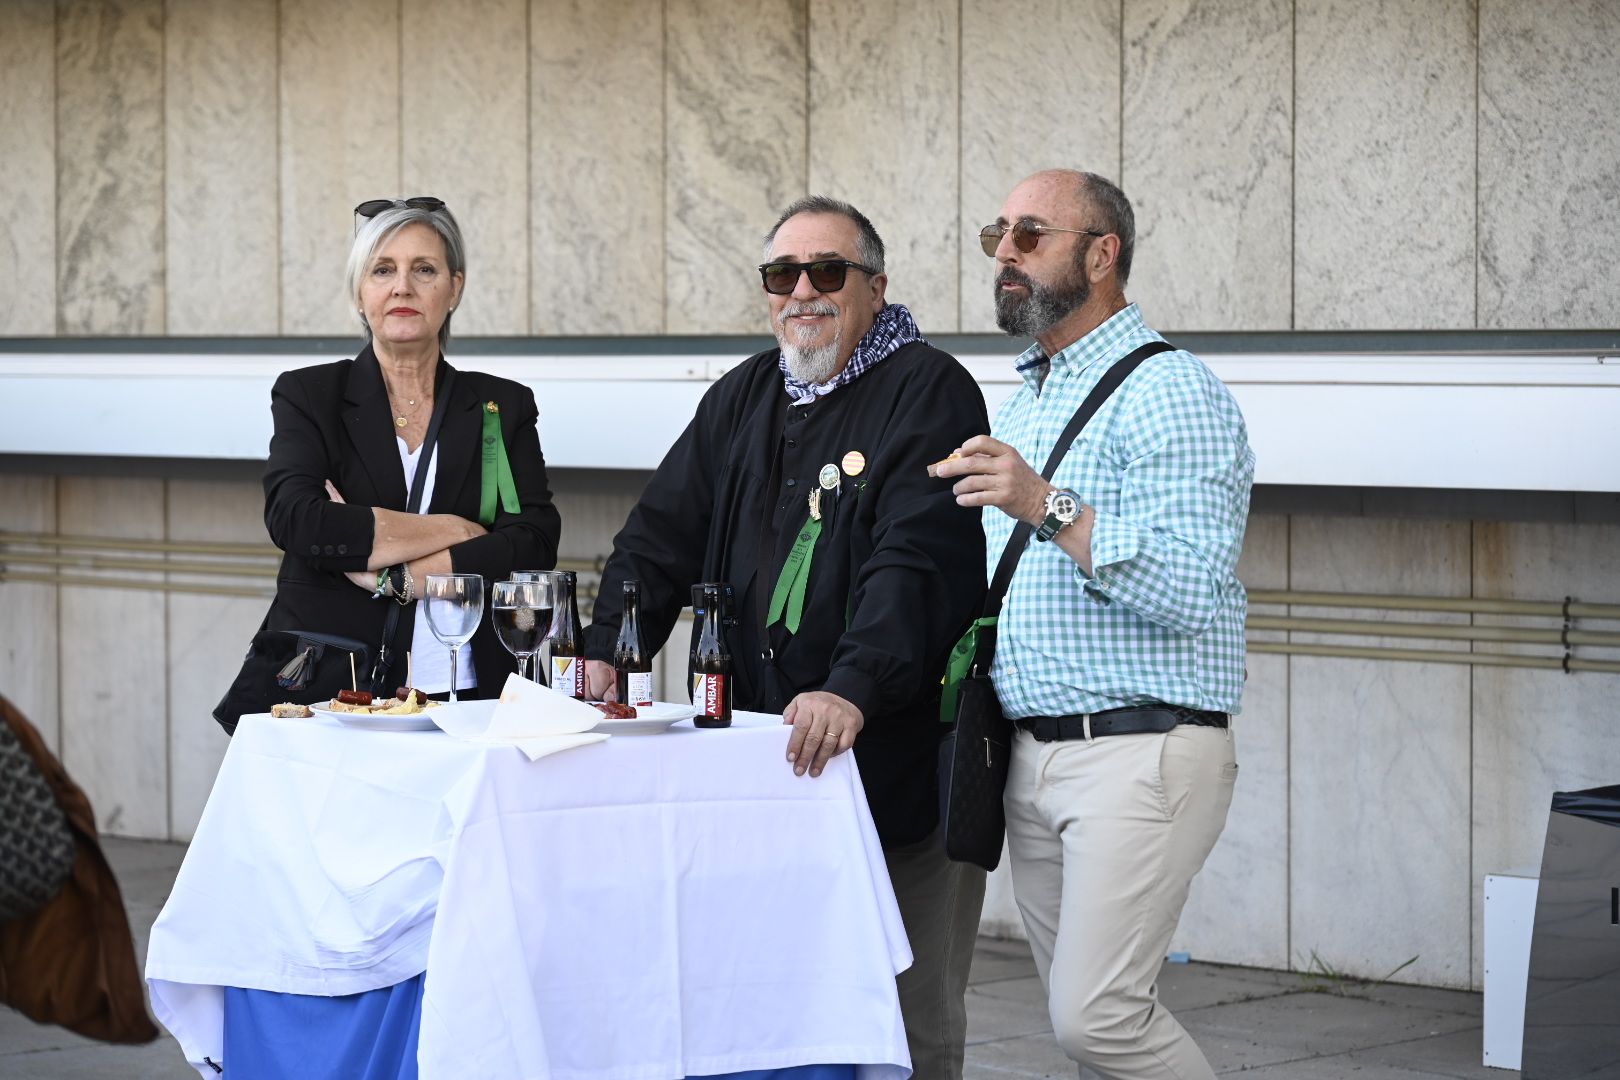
[1035,488,1084,542]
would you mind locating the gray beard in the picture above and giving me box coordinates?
[995,266,1091,337]
[782,340,842,385]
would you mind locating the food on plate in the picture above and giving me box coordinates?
[593,701,638,720]
[324,689,437,715]
[335,688,373,706]
[271,703,313,719]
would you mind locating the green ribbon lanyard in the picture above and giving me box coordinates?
[939,615,999,723]
[766,514,823,635]
[478,403,520,528]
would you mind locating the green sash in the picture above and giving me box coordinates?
[478,403,520,527]
[766,515,823,635]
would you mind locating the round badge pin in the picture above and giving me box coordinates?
[841,450,866,477]
[818,463,840,490]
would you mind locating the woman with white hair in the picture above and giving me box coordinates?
[217,197,560,731]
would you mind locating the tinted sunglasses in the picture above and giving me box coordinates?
[979,220,1105,257]
[758,259,878,296]
[353,196,447,221]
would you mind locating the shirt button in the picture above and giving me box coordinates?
[786,439,797,448]
[337,544,348,555]
[323,545,335,556]
[785,478,797,488]
[309,544,320,555]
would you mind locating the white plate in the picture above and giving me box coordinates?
[590,701,695,735]
[309,703,440,732]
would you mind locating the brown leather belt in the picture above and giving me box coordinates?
[1015,704,1228,742]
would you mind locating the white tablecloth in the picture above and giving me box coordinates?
[146,710,912,1079]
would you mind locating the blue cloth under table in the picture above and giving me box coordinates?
[223,976,855,1080]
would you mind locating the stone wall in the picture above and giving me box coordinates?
[3,0,1617,338]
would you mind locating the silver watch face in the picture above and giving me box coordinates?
[1050,491,1080,523]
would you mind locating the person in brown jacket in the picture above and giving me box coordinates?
[0,692,158,1043]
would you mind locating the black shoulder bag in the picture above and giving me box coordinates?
[212,367,457,735]
[937,340,1172,870]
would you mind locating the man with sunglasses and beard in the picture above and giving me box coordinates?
[934,170,1253,1079]
[584,195,990,1078]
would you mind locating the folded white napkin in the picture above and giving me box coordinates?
[433,674,609,761]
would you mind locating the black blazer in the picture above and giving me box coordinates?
[260,346,562,696]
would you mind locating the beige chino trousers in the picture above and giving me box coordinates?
[1004,724,1237,1080]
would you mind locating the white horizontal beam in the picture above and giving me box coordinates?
[2,352,1617,491]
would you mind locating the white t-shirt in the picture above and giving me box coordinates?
[399,437,476,694]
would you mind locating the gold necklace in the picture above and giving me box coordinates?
[392,395,427,428]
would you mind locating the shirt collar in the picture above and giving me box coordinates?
[1013,303,1148,392]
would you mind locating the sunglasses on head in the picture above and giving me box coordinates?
[979,220,1105,257]
[757,258,878,296]
[353,196,447,221]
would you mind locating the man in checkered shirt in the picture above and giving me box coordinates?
[935,169,1254,1079]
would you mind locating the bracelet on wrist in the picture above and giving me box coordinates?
[372,567,392,599]
[396,564,414,605]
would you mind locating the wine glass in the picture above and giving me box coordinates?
[491,578,555,683]
[423,573,484,703]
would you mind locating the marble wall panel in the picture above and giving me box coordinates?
[403,0,528,337]
[57,0,165,335]
[164,0,278,335]
[666,0,807,334]
[279,0,400,336]
[1173,650,1290,969]
[959,0,1120,332]
[165,479,269,840]
[1122,0,1293,331]
[531,0,664,335]
[548,469,646,569]
[1479,0,1620,328]
[58,477,168,839]
[809,0,959,333]
[0,3,57,335]
[1294,0,1475,330]
[0,476,60,750]
[1174,512,1289,966]
[1469,521,1620,987]
[1237,512,1288,593]
[1287,516,1473,987]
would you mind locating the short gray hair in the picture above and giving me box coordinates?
[1076,173,1135,285]
[344,202,467,352]
[761,195,886,274]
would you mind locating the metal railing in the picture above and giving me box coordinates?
[4,532,1619,674]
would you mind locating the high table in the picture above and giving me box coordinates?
[146,709,913,1079]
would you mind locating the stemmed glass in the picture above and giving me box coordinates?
[491,578,555,683]
[423,573,484,703]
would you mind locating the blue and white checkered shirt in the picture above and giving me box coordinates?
[986,303,1254,717]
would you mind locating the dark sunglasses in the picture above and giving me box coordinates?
[757,259,878,296]
[979,220,1105,257]
[353,196,447,220]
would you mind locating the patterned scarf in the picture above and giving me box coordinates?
[778,303,925,403]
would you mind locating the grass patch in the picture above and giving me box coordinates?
[1296,949,1419,997]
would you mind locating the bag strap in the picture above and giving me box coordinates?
[982,339,1173,621]
[370,364,457,691]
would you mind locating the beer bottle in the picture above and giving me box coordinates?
[688,583,707,705]
[693,583,732,728]
[549,571,587,699]
[614,579,654,706]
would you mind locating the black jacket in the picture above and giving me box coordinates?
[586,342,988,846]
[260,346,562,695]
